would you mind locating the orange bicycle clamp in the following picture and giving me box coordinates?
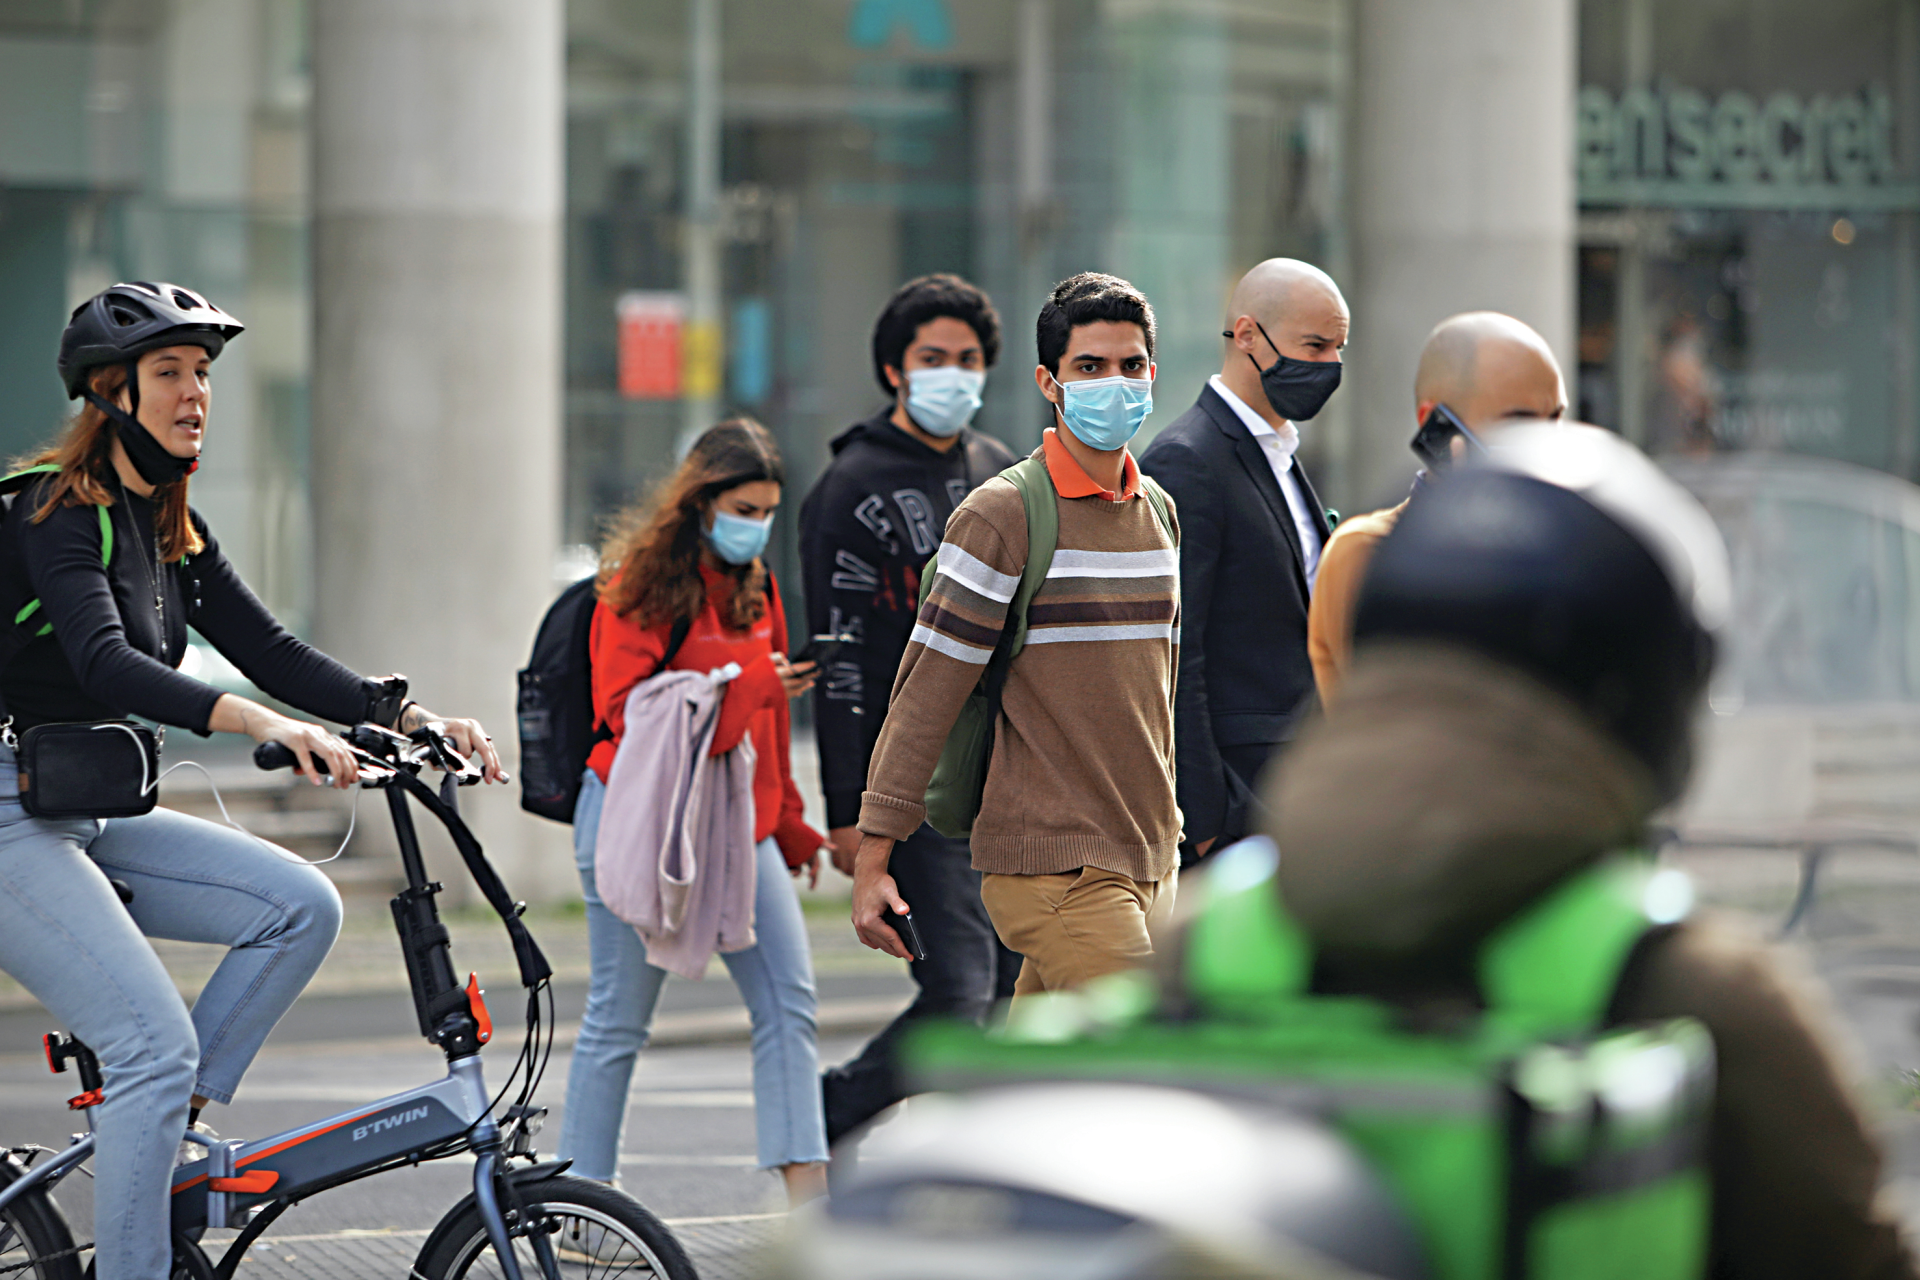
[66,1088,102,1110]
[465,973,492,1044]
[209,1169,279,1194]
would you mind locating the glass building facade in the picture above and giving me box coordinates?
[2,0,1918,699]
[0,0,314,634]
[562,0,1350,602]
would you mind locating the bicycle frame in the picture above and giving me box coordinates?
[5,725,561,1280]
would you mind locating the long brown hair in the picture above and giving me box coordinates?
[599,417,785,630]
[24,363,204,562]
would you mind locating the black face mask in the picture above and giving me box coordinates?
[1228,320,1344,423]
[83,362,199,487]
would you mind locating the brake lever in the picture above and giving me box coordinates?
[409,725,485,786]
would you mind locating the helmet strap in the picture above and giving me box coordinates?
[82,382,198,487]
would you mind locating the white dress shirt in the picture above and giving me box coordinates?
[1208,374,1323,587]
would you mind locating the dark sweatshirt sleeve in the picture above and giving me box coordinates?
[187,524,383,725]
[20,503,226,732]
[799,466,893,829]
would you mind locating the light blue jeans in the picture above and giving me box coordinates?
[557,770,827,1177]
[0,745,342,1280]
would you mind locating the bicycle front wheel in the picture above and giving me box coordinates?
[414,1175,697,1280]
[0,1155,82,1280]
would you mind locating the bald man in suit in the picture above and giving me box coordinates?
[1140,259,1350,862]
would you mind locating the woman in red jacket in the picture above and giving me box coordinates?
[557,418,830,1204]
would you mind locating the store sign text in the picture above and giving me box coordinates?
[1578,85,1899,199]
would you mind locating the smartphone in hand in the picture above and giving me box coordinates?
[880,908,927,961]
[1409,402,1488,472]
[792,632,854,668]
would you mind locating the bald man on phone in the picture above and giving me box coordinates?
[1307,311,1567,705]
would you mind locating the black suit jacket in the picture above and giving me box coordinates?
[1138,384,1331,848]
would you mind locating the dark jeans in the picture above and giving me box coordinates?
[822,823,1021,1144]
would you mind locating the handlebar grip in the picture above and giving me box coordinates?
[253,741,327,775]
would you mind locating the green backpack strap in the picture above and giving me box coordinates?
[1479,853,1692,1038]
[1184,836,1312,1009]
[915,454,1058,659]
[998,456,1058,656]
[2,465,112,638]
[1138,474,1177,549]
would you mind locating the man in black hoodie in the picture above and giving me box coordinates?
[801,273,1022,1143]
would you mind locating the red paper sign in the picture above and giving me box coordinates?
[618,292,685,399]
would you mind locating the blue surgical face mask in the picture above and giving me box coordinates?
[904,366,985,438]
[704,508,773,565]
[1052,373,1153,452]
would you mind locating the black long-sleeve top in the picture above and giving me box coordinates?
[0,480,384,733]
[797,411,1017,828]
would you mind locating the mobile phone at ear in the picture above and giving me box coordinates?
[792,632,853,667]
[880,908,927,961]
[1410,403,1488,472]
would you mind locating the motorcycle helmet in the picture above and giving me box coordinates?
[1353,423,1731,803]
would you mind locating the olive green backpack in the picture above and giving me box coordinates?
[0,464,113,645]
[909,841,1714,1280]
[915,455,1173,838]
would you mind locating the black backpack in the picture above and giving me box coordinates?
[516,579,693,824]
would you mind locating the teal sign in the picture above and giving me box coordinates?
[849,0,952,50]
[1578,84,1918,211]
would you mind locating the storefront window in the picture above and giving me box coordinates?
[0,0,315,632]
[1576,0,1920,477]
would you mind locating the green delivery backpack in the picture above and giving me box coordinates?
[908,840,1714,1280]
[915,455,1173,838]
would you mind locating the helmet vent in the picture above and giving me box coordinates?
[108,302,152,328]
[171,289,202,311]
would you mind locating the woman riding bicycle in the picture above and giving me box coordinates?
[0,281,505,1280]
[557,417,831,1206]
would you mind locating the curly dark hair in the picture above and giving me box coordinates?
[598,417,784,631]
[870,273,1002,399]
[1035,272,1157,376]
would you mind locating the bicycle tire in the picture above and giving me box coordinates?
[0,1157,82,1280]
[414,1175,698,1280]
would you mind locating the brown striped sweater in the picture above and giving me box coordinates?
[859,437,1182,882]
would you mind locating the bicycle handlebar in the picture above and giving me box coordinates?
[251,741,313,773]
[252,724,484,786]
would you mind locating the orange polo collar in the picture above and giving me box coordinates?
[1042,428,1141,501]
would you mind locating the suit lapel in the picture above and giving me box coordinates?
[1201,388,1310,589]
[1291,460,1332,541]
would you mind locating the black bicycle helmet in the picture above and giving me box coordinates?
[58,282,245,398]
[1354,424,1731,803]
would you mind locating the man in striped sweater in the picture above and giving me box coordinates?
[851,273,1183,995]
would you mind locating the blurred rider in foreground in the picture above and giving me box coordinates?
[1269,423,1917,1278]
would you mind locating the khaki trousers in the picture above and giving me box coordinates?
[980,865,1178,997]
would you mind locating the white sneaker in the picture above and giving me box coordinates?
[175,1121,219,1168]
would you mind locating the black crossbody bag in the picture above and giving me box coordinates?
[15,720,160,819]
[0,473,168,820]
